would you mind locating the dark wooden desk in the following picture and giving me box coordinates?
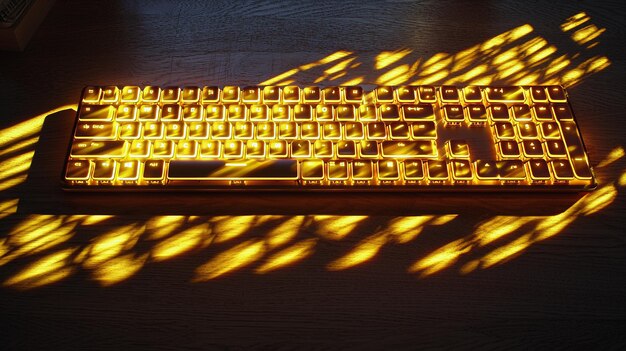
[1,1,625,349]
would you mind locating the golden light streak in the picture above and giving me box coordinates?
[342,76,364,86]
[479,234,532,269]
[81,215,115,225]
[327,233,387,271]
[151,223,210,261]
[597,147,625,168]
[259,68,299,86]
[211,215,256,243]
[386,216,433,244]
[80,224,143,268]
[145,215,186,240]
[255,238,317,274]
[0,104,76,149]
[619,170,626,187]
[314,215,367,240]
[408,239,471,276]
[265,216,304,248]
[377,64,412,85]
[577,185,617,216]
[0,136,37,158]
[91,253,149,286]
[193,239,265,281]
[375,49,412,69]
[561,12,590,32]
[0,198,18,219]
[474,216,536,246]
[571,25,605,45]
[3,248,76,290]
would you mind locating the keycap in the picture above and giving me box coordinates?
[444,105,464,123]
[541,122,561,139]
[418,86,436,102]
[359,140,378,157]
[303,87,321,102]
[315,140,334,158]
[547,140,567,157]
[93,160,116,180]
[530,86,547,102]
[489,104,510,121]
[242,86,260,103]
[375,87,394,102]
[412,121,437,139]
[121,86,140,102]
[466,104,487,123]
[222,86,240,102]
[263,86,280,102]
[345,87,363,102]
[528,159,550,180]
[292,140,311,157]
[283,86,300,103]
[118,160,140,180]
[495,122,515,139]
[380,104,400,120]
[403,160,424,180]
[101,86,119,103]
[517,122,538,138]
[552,160,574,179]
[201,86,220,103]
[161,87,180,102]
[323,87,341,102]
[499,140,520,157]
[533,103,552,120]
[116,105,137,121]
[294,104,313,121]
[485,86,524,102]
[65,160,91,180]
[447,140,470,158]
[301,160,324,179]
[402,104,435,120]
[79,105,115,121]
[511,104,532,121]
[498,160,526,180]
[352,161,373,180]
[82,86,101,102]
[378,160,399,180]
[143,160,165,180]
[440,86,459,102]
[381,140,436,158]
[75,122,117,139]
[336,105,355,121]
[182,86,200,102]
[427,160,448,180]
[452,160,472,180]
[559,121,592,179]
[328,161,349,180]
[547,86,566,102]
[397,86,416,102]
[337,140,356,157]
[475,160,498,179]
[142,86,161,102]
[522,140,543,157]
[553,103,573,121]
[390,122,410,139]
[462,86,482,102]
[345,122,364,139]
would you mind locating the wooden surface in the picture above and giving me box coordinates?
[1,0,626,349]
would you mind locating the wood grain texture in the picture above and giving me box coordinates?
[1,0,626,349]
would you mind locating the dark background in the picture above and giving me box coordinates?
[1,0,625,349]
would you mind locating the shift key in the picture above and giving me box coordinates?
[71,141,127,158]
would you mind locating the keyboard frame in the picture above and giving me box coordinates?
[61,85,597,192]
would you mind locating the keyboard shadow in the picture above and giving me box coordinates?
[17,111,583,216]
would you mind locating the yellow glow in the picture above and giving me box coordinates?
[578,185,617,216]
[571,25,605,45]
[521,37,548,56]
[324,58,356,76]
[387,216,433,244]
[151,223,210,261]
[3,248,75,289]
[145,215,186,240]
[211,216,256,243]
[91,253,148,286]
[417,70,449,85]
[255,238,317,274]
[375,49,412,69]
[619,170,626,187]
[480,234,532,268]
[81,215,115,225]
[474,216,536,246]
[314,215,367,240]
[422,55,452,75]
[0,198,18,219]
[193,240,264,281]
[409,239,471,276]
[597,147,625,168]
[0,104,76,149]
[316,50,353,65]
[265,216,304,248]
[327,234,387,271]
[546,55,571,76]
[0,136,38,158]
[80,224,142,268]
[376,64,412,85]
[561,12,590,32]
[259,68,299,86]
[0,220,76,266]
[342,76,364,86]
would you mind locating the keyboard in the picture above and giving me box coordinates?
[62,85,596,191]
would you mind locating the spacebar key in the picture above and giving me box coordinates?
[168,160,299,181]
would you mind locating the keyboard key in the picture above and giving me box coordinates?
[246,140,265,158]
[211,122,231,139]
[411,121,437,139]
[153,140,174,158]
[375,87,394,102]
[389,122,410,139]
[118,160,140,180]
[79,105,115,121]
[301,160,324,179]
[102,86,119,103]
[380,104,400,121]
[530,86,547,102]
[528,159,551,180]
[559,121,593,179]
[378,160,399,180]
[402,104,435,120]
[269,140,288,157]
[546,140,567,157]
[201,86,220,103]
[143,122,163,139]
[93,160,116,180]
[345,86,363,102]
[444,105,464,123]
[359,104,377,121]
[466,104,487,123]
[176,141,198,158]
[553,103,573,121]
[222,86,240,102]
[143,160,165,180]
[511,104,532,121]
[522,140,544,157]
[315,140,333,158]
[205,105,225,121]
[301,122,320,139]
[182,105,202,121]
[279,122,297,139]
[121,86,140,102]
[283,86,300,103]
[187,159,298,181]
[138,105,159,121]
[447,140,470,158]
[316,105,333,121]
[189,122,209,139]
[303,87,321,102]
[262,86,280,102]
[119,122,141,139]
[323,87,341,103]
[257,122,275,139]
[381,140,436,158]
[494,122,515,139]
[182,86,200,102]
[427,160,448,180]
[499,140,520,157]
[234,122,253,139]
[75,122,117,139]
[161,87,180,102]
[352,161,373,180]
[130,140,150,157]
[367,122,387,139]
[200,140,221,158]
[161,104,181,121]
[250,105,269,121]
[475,160,498,179]
[485,86,524,102]
[403,160,424,180]
[547,86,566,102]
[294,104,313,121]
[517,121,538,139]
[224,140,244,158]
[272,104,291,121]
[552,160,574,180]
[82,86,101,102]
[533,103,552,120]
[322,122,341,139]
[359,140,378,157]
[328,161,349,180]
[541,122,561,139]
[418,86,436,102]
[489,104,510,121]
[345,122,364,139]
[337,140,356,157]
[498,160,526,180]
[440,86,459,102]
[336,105,356,121]
[115,105,136,121]
[65,160,91,180]
[142,86,160,102]
[242,86,260,103]
[462,86,482,102]
[452,160,472,180]
[227,105,246,121]
[291,140,311,158]
[397,86,416,102]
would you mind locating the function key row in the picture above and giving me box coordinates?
[82,85,569,105]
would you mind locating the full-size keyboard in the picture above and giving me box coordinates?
[62,85,596,191]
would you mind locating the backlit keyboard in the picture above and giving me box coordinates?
[62,85,596,191]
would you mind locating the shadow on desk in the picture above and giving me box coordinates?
[16,110,582,216]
